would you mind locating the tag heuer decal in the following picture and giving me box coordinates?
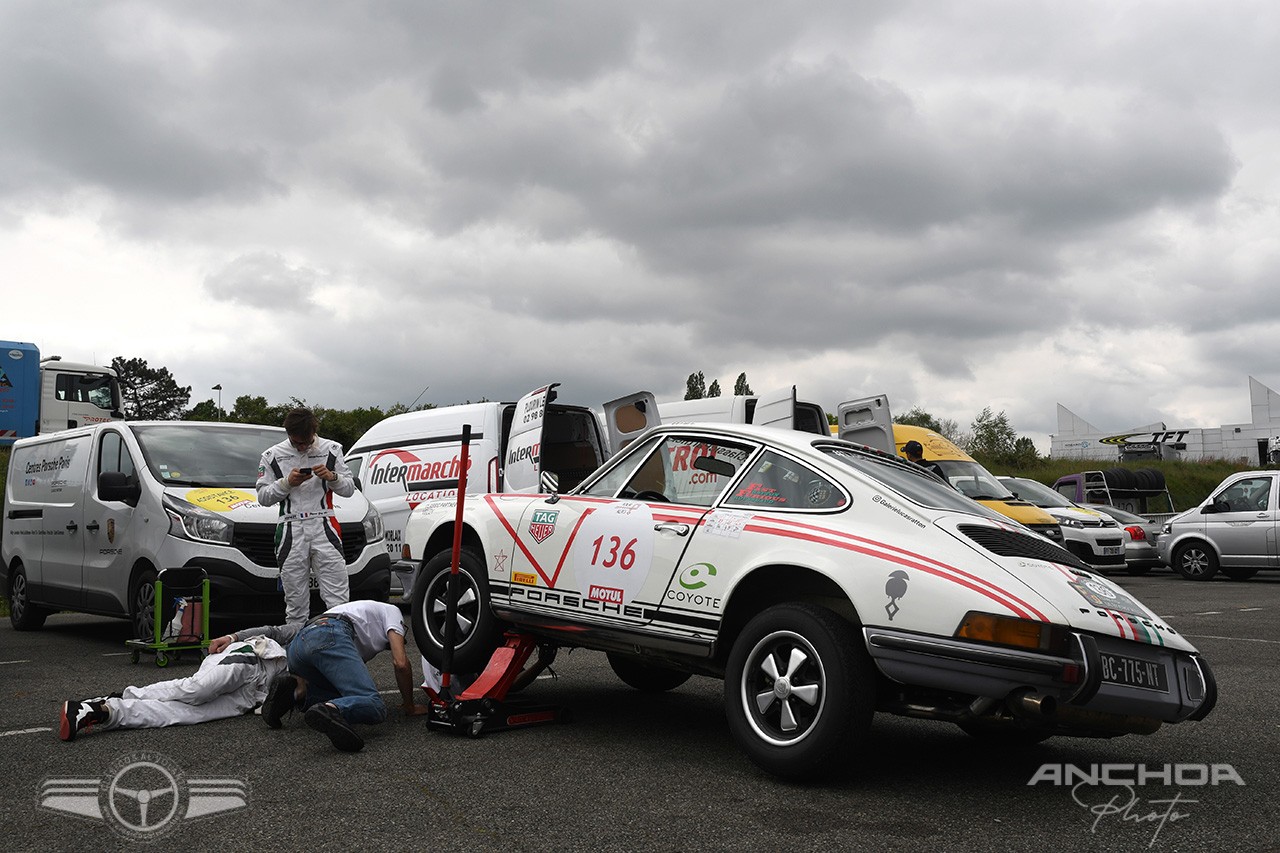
[528,509,559,543]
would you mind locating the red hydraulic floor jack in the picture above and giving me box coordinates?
[421,424,568,737]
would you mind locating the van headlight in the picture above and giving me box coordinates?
[163,493,233,545]
[1058,517,1083,528]
[362,504,385,542]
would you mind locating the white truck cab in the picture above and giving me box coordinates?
[656,386,830,435]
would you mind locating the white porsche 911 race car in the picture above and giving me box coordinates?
[402,422,1216,780]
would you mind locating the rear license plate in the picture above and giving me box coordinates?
[1100,652,1168,692]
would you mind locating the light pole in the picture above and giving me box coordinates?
[212,384,222,421]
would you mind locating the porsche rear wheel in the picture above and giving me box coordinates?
[725,603,874,781]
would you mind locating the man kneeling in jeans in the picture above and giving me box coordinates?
[214,599,428,751]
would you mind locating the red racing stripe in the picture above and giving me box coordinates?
[744,516,1049,621]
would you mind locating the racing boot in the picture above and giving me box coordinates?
[60,698,111,741]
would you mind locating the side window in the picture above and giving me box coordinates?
[724,451,846,511]
[98,432,136,481]
[581,435,751,507]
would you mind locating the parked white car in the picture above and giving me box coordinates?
[1158,470,1277,581]
[999,476,1126,571]
[403,423,1215,780]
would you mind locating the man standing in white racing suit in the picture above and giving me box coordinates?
[257,408,356,628]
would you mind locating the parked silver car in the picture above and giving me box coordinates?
[1157,470,1276,581]
[1083,504,1164,575]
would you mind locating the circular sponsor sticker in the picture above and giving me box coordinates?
[1084,579,1118,600]
[185,488,259,512]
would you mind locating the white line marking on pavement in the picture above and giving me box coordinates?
[1194,611,1223,615]
[1,727,52,737]
[1239,607,1265,612]
[0,660,31,665]
[1183,634,1280,645]
[101,652,132,657]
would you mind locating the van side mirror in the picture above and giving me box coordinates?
[353,476,363,491]
[99,471,141,505]
[1202,500,1229,515]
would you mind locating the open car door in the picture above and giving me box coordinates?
[837,394,895,455]
[503,383,558,493]
[602,391,659,455]
[751,385,796,428]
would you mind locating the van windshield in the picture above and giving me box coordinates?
[133,425,284,487]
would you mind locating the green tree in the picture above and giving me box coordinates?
[184,399,223,421]
[685,371,706,400]
[112,357,191,420]
[228,395,290,426]
[733,373,753,395]
[966,407,1018,460]
[897,405,962,443]
[707,379,721,398]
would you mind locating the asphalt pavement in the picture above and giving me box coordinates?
[1,569,1278,852]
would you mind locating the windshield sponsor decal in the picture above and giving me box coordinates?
[185,489,258,512]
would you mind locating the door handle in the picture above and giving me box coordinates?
[654,522,690,536]
[87,521,100,533]
[66,521,78,533]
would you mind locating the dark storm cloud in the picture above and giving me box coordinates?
[0,5,277,203]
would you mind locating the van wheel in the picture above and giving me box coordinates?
[8,565,49,631]
[1173,543,1219,581]
[411,549,504,673]
[725,603,874,781]
[607,653,692,692]
[131,571,158,640]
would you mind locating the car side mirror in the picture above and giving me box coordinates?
[542,471,561,503]
[99,471,141,505]
[1202,500,1226,515]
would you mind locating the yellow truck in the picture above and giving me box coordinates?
[834,396,1064,545]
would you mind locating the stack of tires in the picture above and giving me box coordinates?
[1101,467,1165,491]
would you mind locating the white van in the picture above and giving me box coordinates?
[2,421,389,634]
[655,386,831,435]
[344,384,658,597]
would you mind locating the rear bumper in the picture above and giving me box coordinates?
[864,626,1215,729]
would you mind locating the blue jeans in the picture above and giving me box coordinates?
[286,619,386,725]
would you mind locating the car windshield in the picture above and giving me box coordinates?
[821,447,1010,521]
[929,459,1014,501]
[133,424,284,487]
[999,477,1076,508]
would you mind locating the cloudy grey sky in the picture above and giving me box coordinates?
[3,1,1277,449]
